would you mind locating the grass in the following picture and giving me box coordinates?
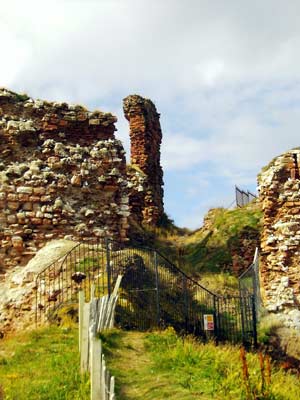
[102,328,300,400]
[133,204,262,278]
[14,92,30,102]
[1,324,300,400]
[257,314,283,345]
[184,204,261,245]
[195,271,239,295]
[128,212,190,266]
[0,326,89,400]
[181,203,262,274]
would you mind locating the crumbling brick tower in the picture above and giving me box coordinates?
[123,95,164,226]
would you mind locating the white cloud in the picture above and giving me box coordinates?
[2,0,300,100]
[0,24,32,87]
[162,134,208,170]
[2,0,300,226]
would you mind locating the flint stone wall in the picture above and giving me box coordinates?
[0,88,129,270]
[259,149,300,328]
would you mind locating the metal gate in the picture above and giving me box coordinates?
[239,248,261,321]
[35,239,257,346]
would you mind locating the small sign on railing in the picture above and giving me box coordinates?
[204,314,214,331]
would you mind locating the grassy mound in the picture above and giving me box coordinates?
[126,203,262,294]
[181,202,262,275]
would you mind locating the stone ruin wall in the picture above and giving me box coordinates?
[0,89,165,273]
[231,226,260,276]
[259,149,300,328]
[0,89,131,271]
[123,95,164,226]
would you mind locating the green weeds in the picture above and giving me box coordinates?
[1,327,300,400]
[103,328,300,400]
[182,204,262,274]
[0,326,89,400]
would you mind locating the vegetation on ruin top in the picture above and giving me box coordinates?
[127,202,262,294]
[144,202,261,269]
[183,202,261,262]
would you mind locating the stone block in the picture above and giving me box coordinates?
[71,175,82,186]
[30,218,43,225]
[7,193,18,201]
[40,195,51,203]
[22,202,33,211]
[17,186,33,194]
[7,215,17,224]
[33,187,46,195]
[18,193,30,202]
[7,201,19,210]
[29,196,41,202]
[11,236,24,251]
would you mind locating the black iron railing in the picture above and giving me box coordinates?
[35,239,257,346]
[35,240,109,324]
[235,186,257,208]
[239,248,261,321]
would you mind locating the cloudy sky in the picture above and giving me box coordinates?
[2,0,300,228]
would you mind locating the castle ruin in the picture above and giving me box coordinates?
[0,89,164,271]
[259,149,300,328]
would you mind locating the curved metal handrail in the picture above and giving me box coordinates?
[35,239,107,324]
[33,237,257,345]
[35,242,80,280]
[107,238,218,297]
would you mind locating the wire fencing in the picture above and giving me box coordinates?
[239,248,261,320]
[36,239,257,347]
[235,186,257,207]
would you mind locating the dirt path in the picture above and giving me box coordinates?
[106,331,154,400]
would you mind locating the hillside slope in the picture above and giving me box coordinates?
[175,202,262,276]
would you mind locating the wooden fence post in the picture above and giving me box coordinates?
[90,334,101,400]
[80,301,90,373]
[101,354,106,400]
[109,376,115,400]
[91,283,95,302]
[79,275,120,398]
[79,289,85,352]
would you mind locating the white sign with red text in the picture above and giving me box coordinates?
[204,314,214,331]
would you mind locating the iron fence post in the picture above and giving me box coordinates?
[240,294,246,346]
[35,277,38,327]
[253,254,261,320]
[106,238,112,296]
[183,276,189,332]
[251,295,258,348]
[213,295,219,345]
[154,251,161,328]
